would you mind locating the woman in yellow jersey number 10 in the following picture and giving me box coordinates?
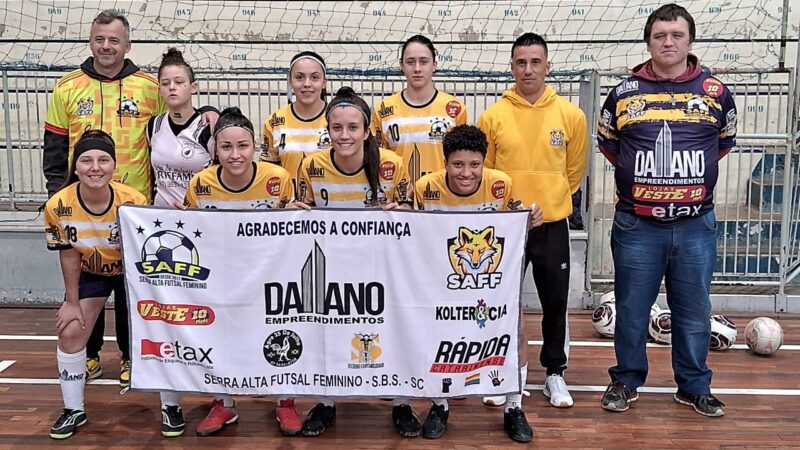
[372,35,468,191]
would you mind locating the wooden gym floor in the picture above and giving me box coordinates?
[0,307,798,449]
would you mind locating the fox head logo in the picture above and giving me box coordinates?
[447,226,504,276]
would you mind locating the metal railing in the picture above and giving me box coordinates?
[1,67,798,307]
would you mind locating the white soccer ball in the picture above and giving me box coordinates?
[141,230,199,265]
[648,309,672,345]
[650,303,662,319]
[710,315,737,351]
[600,291,615,304]
[592,302,616,338]
[744,317,783,356]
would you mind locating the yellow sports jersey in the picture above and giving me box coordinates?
[260,103,331,183]
[371,90,467,183]
[297,149,412,207]
[44,181,147,276]
[415,168,519,211]
[184,162,294,209]
[45,68,167,199]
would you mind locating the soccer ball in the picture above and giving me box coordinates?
[650,303,662,319]
[709,315,737,351]
[744,317,784,356]
[141,230,199,266]
[648,309,672,345]
[592,301,616,338]
[599,291,615,304]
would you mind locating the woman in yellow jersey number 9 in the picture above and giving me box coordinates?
[372,35,467,189]
[294,87,418,438]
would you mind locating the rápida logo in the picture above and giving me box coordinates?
[430,334,510,374]
[264,241,385,325]
[135,228,210,289]
[446,226,504,290]
[263,329,303,367]
[349,333,384,369]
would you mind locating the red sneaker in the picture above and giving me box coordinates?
[196,399,238,436]
[276,398,302,435]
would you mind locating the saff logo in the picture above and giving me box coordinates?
[135,229,210,288]
[118,97,140,117]
[446,226,504,290]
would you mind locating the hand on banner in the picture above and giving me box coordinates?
[290,201,312,210]
[171,200,188,210]
[56,301,84,333]
[528,203,544,228]
[382,202,411,210]
[199,110,220,131]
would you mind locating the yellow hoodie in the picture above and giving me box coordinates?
[477,85,588,222]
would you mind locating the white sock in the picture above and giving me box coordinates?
[278,396,292,403]
[505,364,528,412]
[160,391,181,408]
[392,397,410,406]
[432,399,449,411]
[213,394,235,408]
[319,397,335,407]
[57,347,86,411]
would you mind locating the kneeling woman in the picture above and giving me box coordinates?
[46,130,147,439]
[294,87,417,437]
[183,107,296,436]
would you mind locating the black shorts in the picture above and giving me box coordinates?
[78,271,125,300]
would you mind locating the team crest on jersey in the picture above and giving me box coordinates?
[118,97,140,118]
[108,224,120,245]
[686,96,709,114]
[180,142,196,160]
[269,114,286,128]
[429,118,449,139]
[627,96,646,119]
[702,78,723,98]
[379,161,396,180]
[446,226,504,290]
[377,103,394,118]
[76,97,94,116]
[507,198,523,210]
[550,129,565,147]
[318,130,331,148]
[364,187,389,207]
[446,100,462,119]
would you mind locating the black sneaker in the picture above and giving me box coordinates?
[301,403,336,436]
[674,391,726,417]
[161,405,186,437]
[422,403,449,439]
[503,407,533,443]
[49,408,87,439]
[392,404,421,437]
[601,380,639,412]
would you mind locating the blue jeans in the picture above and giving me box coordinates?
[608,210,716,395]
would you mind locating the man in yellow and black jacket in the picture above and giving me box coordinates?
[477,32,588,441]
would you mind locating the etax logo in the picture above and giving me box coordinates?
[141,339,213,363]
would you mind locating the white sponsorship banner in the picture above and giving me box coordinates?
[119,206,528,398]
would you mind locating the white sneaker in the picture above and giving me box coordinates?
[543,374,574,408]
[482,395,507,407]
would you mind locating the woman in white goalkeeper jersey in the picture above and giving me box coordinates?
[371,35,467,191]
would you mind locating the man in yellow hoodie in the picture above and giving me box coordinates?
[477,32,589,434]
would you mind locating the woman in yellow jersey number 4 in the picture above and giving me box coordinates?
[260,51,331,188]
[372,35,467,189]
[46,130,147,440]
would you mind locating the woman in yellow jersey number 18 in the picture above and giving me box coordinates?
[45,130,147,440]
[372,35,467,190]
[260,51,331,189]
